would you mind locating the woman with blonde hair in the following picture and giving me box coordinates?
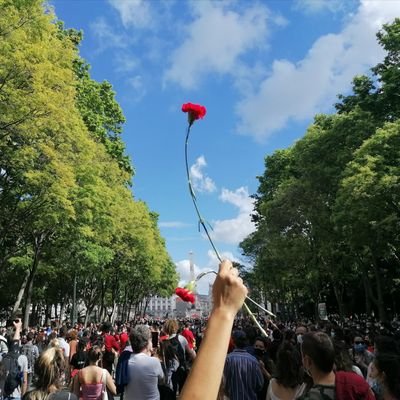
[22,347,77,400]
[72,346,116,400]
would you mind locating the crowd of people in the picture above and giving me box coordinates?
[0,261,400,400]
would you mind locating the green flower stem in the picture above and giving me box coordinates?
[243,302,269,338]
[185,124,222,262]
[184,122,274,332]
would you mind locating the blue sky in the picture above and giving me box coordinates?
[51,0,400,294]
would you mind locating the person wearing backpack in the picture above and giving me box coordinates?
[299,332,376,400]
[162,319,196,396]
[22,332,39,390]
[0,319,28,400]
[0,331,9,356]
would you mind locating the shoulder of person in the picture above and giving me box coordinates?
[18,353,28,366]
[49,391,78,400]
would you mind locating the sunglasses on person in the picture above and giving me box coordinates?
[354,341,364,345]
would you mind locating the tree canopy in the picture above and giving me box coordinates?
[241,19,400,321]
[0,0,177,325]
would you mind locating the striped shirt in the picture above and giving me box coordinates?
[224,349,264,400]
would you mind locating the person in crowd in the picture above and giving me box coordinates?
[118,327,129,353]
[124,325,163,400]
[267,340,305,400]
[333,340,363,377]
[295,326,308,346]
[181,322,196,351]
[299,332,375,399]
[69,339,88,379]
[269,329,283,363]
[0,329,8,355]
[367,335,400,399]
[57,327,70,361]
[162,320,196,361]
[162,319,196,394]
[22,332,39,389]
[72,346,116,400]
[1,319,28,399]
[101,323,119,375]
[115,339,133,400]
[352,335,374,378]
[158,339,179,394]
[68,331,78,362]
[223,329,263,400]
[23,347,76,400]
[369,352,400,400]
[248,336,273,400]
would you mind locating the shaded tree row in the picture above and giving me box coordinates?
[0,0,177,326]
[241,19,400,322]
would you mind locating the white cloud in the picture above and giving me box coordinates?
[127,75,146,101]
[236,0,400,141]
[206,249,240,268]
[159,221,191,228]
[236,0,400,140]
[115,53,140,73]
[294,0,347,14]
[210,187,255,245]
[190,156,217,193]
[90,17,127,52]
[108,0,153,29]
[175,250,241,294]
[164,2,270,89]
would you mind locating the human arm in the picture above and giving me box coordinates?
[259,360,272,380]
[21,370,28,396]
[72,371,81,397]
[12,319,22,344]
[179,260,247,400]
[106,370,117,395]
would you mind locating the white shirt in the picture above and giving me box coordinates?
[125,352,163,400]
[58,338,70,358]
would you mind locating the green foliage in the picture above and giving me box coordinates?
[241,19,400,320]
[0,0,176,323]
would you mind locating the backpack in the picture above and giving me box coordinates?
[167,335,186,369]
[22,343,36,373]
[2,351,22,396]
[166,335,188,394]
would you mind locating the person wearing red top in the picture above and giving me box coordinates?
[181,322,196,350]
[119,326,129,352]
[102,322,120,374]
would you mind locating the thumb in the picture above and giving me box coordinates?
[218,259,232,274]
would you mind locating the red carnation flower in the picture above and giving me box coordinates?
[182,102,206,126]
[175,287,195,304]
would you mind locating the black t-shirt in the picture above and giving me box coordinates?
[70,351,87,370]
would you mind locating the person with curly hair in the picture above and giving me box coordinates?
[266,341,306,400]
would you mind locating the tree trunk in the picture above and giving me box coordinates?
[13,269,30,315]
[372,259,386,321]
[60,301,67,323]
[333,285,346,320]
[23,234,44,328]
